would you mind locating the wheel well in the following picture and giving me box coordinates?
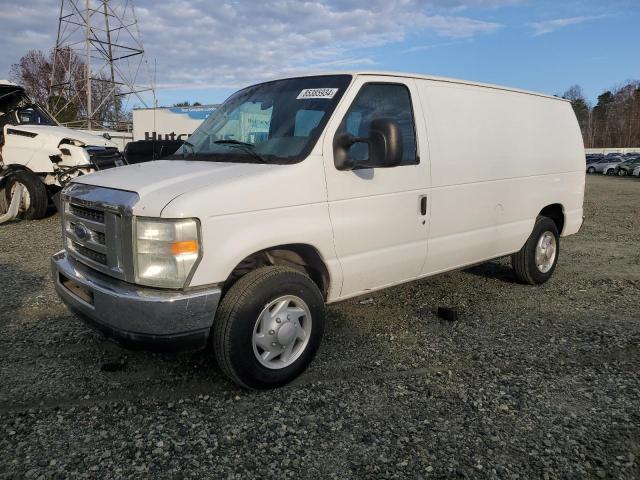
[224,244,330,299]
[3,164,33,174]
[0,165,35,188]
[539,204,564,234]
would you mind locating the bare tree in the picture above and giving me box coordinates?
[562,85,592,147]
[8,51,52,106]
[565,81,640,148]
[9,48,123,128]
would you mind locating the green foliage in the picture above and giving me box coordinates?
[47,95,77,124]
[173,101,202,107]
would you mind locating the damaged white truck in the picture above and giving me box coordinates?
[0,81,124,221]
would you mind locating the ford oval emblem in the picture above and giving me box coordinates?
[74,223,91,241]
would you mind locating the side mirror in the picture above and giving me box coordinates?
[102,132,112,140]
[368,118,403,168]
[333,118,403,170]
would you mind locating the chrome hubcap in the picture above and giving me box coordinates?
[535,231,556,273]
[252,295,311,369]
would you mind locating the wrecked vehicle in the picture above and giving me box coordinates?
[0,81,125,220]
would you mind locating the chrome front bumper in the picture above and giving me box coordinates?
[51,250,221,351]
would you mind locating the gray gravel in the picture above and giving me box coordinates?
[1,175,639,479]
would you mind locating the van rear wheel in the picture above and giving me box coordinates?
[511,217,560,285]
[212,266,325,390]
[3,171,48,220]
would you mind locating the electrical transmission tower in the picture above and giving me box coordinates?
[49,0,153,130]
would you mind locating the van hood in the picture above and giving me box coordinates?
[7,124,117,148]
[72,159,286,217]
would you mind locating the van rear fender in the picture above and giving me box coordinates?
[539,203,565,235]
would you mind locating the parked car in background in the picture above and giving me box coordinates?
[615,157,640,176]
[586,157,623,174]
[586,154,603,164]
[123,139,184,164]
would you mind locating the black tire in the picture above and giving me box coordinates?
[213,266,325,390]
[587,166,595,173]
[0,186,7,215]
[4,170,48,220]
[606,168,615,176]
[51,189,62,213]
[511,216,560,285]
[618,169,627,177]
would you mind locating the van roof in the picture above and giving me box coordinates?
[277,71,570,103]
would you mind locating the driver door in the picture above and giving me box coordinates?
[322,76,431,298]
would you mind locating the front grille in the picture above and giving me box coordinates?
[87,146,124,170]
[69,221,105,245]
[95,231,106,245]
[62,183,138,283]
[65,201,109,270]
[72,241,107,265]
[70,204,105,223]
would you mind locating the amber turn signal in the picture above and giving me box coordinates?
[170,240,199,255]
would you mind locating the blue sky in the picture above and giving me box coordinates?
[1,0,639,109]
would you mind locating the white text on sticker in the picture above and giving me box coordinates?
[297,88,338,100]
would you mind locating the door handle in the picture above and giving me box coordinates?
[420,196,427,216]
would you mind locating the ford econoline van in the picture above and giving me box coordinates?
[52,72,585,389]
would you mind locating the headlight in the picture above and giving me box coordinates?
[134,217,201,288]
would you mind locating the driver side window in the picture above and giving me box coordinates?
[338,83,418,166]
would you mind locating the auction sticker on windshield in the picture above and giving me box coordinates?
[297,88,339,100]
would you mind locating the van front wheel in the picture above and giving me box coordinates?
[511,217,560,285]
[213,266,325,389]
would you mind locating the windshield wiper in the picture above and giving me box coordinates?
[214,139,254,147]
[213,139,268,163]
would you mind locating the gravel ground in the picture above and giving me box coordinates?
[1,175,639,479]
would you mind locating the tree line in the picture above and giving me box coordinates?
[562,82,640,148]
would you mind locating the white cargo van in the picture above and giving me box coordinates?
[52,72,585,389]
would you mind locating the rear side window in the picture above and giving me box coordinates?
[338,83,418,166]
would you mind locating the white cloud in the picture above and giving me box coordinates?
[530,15,606,36]
[402,39,472,53]
[136,0,503,90]
[0,0,507,93]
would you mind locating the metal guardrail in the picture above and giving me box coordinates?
[585,148,640,155]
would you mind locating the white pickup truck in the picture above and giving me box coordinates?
[52,72,585,389]
[0,81,123,220]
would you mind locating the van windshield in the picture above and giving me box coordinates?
[172,75,351,164]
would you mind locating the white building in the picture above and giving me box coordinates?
[132,105,218,142]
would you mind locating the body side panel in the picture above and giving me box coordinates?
[416,79,584,276]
